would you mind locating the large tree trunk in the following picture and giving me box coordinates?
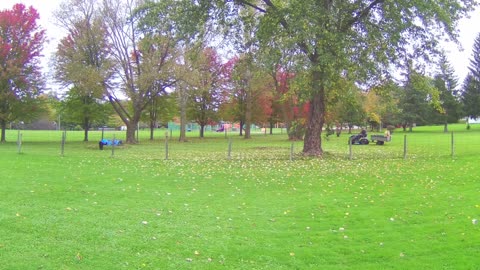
[244,90,252,139]
[178,107,187,142]
[1,119,6,143]
[239,120,244,136]
[199,124,205,138]
[150,120,155,140]
[302,70,325,156]
[149,108,156,140]
[83,117,89,142]
[178,85,187,142]
[444,114,448,133]
[126,121,137,143]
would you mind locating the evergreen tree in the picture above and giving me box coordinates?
[468,33,480,80]
[462,33,480,120]
[433,53,462,132]
[462,75,480,120]
[399,68,441,132]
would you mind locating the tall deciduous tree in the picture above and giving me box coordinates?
[185,47,227,138]
[228,54,274,138]
[53,0,112,141]
[191,0,477,156]
[101,0,175,143]
[59,86,112,132]
[0,4,45,142]
[141,92,176,140]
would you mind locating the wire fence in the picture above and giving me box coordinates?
[2,128,480,161]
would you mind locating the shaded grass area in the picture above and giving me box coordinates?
[1,125,480,269]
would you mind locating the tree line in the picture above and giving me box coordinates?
[1,0,479,157]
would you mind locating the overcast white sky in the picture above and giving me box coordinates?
[1,0,479,89]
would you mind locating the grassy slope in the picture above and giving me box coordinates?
[0,124,479,269]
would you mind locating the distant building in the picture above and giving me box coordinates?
[467,117,480,124]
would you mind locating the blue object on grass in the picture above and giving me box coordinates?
[100,139,122,146]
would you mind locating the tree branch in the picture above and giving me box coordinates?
[343,0,386,30]
[234,0,267,13]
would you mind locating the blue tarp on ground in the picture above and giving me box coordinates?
[100,139,122,146]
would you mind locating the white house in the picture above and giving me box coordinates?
[467,117,480,124]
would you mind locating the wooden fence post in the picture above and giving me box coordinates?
[61,131,66,156]
[349,137,353,160]
[165,132,169,160]
[290,142,294,161]
[17,131,22,154]
[228,139,232,160]
[111,134,115,157]
[451,131,454,158]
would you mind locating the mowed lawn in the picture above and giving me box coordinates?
[1,125,479,269]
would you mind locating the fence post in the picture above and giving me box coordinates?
[17,130,22,154]
[403,135,407,160]
[349,137,353,160]
[451,131,454,158]
[228,138,232,160]
[61,131,66,156]
[165,132,169,160]
[290,142,294,161]
[111,134,115,157]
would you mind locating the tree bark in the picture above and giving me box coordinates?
[302,70,325,156]
[444,113,448,133]
[0,119,6,143]
[245,96,252,139]
[239,120,244,136]
[126,121,138,143]
[83,117,89,142]
[150,120,155,140]
[200,124,205,138]
[178,84,187,142]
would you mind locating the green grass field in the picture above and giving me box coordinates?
[1,124,479,269]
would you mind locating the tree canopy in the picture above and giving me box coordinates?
[0,4,46,142]
[164,0,478,155]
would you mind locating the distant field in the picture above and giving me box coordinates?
[1,124,479,269]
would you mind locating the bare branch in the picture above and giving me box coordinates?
[343,0,386,30]
[234,0,267,13]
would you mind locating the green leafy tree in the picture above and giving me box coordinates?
[59,86,113,133]
[101,0,176,143]
[53,0,112,141]
[184,48,226,138]
[0,4,46,142]
[400,68,442,132]
[190,0,477,156]
[135,0,477,153]
[142,92,176,140]
[366,79,402,129]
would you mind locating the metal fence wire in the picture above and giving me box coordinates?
[3,128,480,161]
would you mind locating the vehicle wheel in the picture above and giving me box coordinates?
[376,141,384,145]
[360,138,369,145]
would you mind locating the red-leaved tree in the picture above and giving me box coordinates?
[0,4,45,142]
